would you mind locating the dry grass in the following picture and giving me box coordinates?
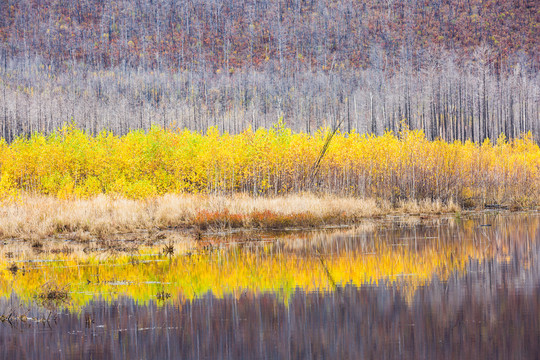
[0,193,461,241]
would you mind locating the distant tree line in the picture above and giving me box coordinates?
[0,0,538,141]
[0,52,537,142]
[1,0,537,71]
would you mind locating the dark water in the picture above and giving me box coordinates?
[1,213,540,359]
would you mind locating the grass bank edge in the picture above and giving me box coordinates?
[0,192,502,242]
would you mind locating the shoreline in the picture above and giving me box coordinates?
[0,193,533,243]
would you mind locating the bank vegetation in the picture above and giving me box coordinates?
[0,125,538,239]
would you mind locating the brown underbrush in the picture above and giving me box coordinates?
[0,193,464,241]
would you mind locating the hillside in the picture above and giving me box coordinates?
[0,0,538,140]
[1,0,538,71]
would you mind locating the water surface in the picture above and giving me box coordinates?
[1,213,539,359]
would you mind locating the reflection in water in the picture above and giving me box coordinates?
[1,213,540,359]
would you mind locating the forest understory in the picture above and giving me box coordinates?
[0,124,537,242]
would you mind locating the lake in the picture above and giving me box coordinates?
[1,213,539,359]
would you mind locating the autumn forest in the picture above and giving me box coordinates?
[0,0,538,141]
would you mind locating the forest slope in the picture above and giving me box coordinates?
[0,0,538,140]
